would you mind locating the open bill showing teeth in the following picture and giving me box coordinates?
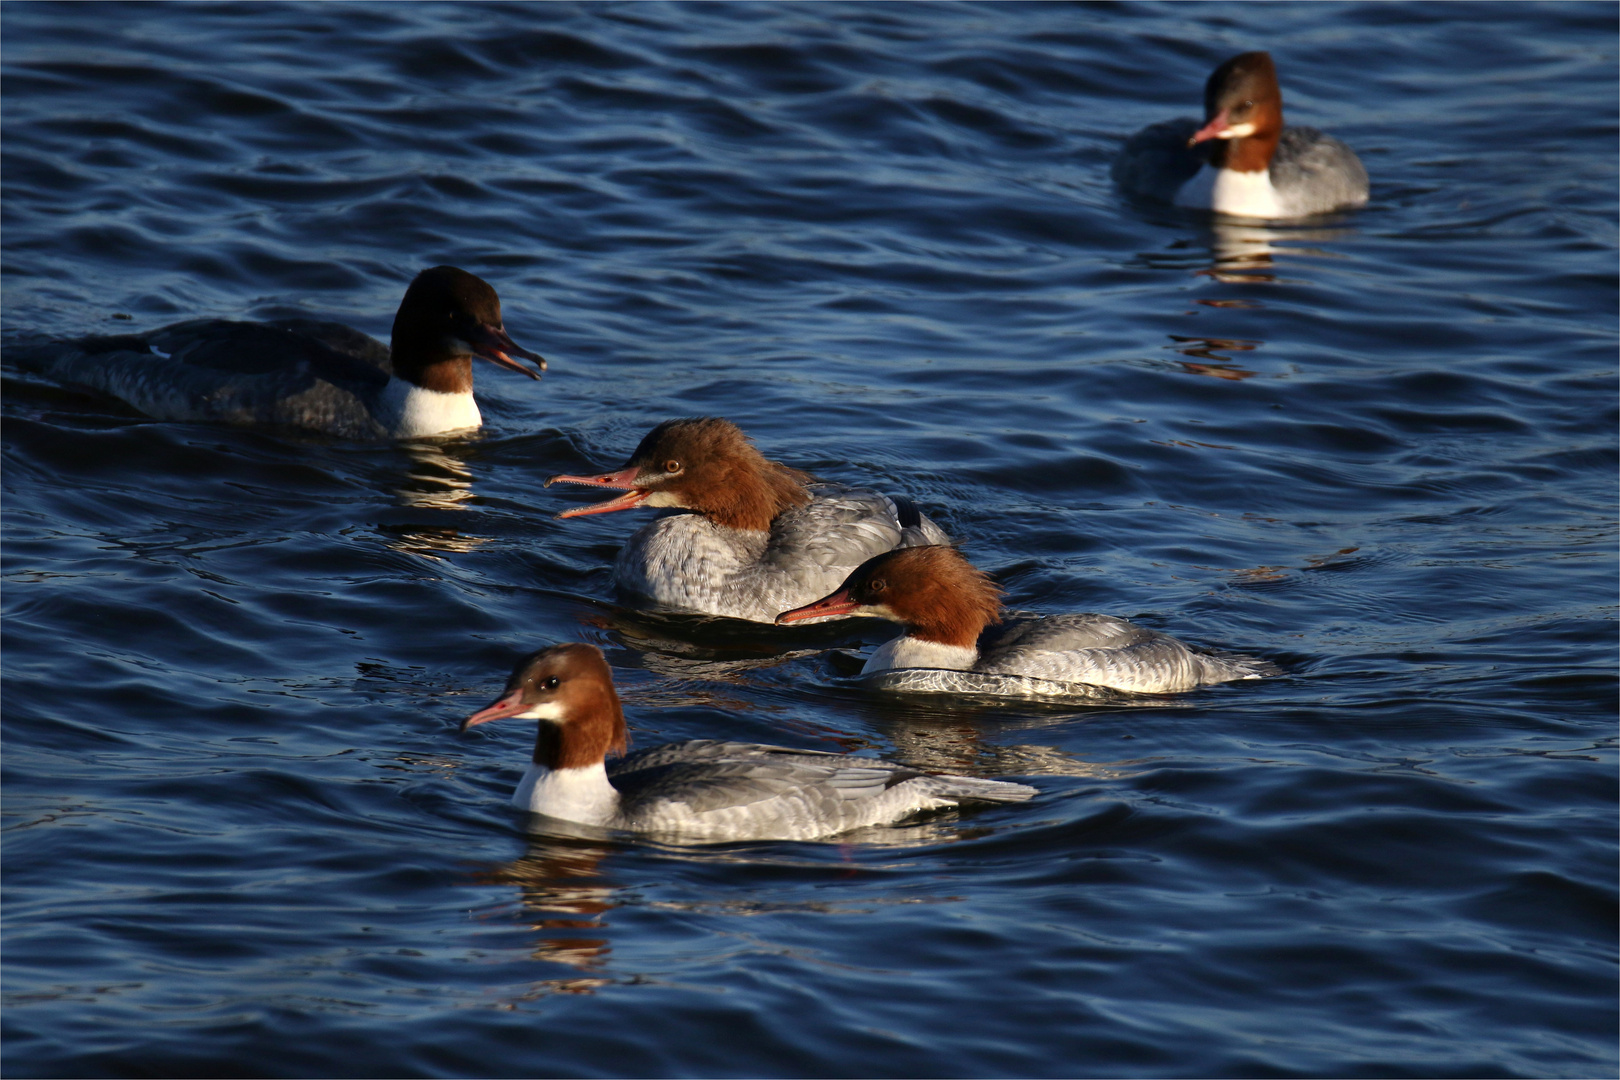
[553,487,652,519]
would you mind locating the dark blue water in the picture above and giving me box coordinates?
[3,2,1615,1076]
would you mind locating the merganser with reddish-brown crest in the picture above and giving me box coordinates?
[545,418,950,623]
[777,546,1279,695]
[1113,52,1368,219]
[460,643,1037,840]
[8,266,544,439]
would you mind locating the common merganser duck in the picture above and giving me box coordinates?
[545,417,950,623]
[1112,51,1368,219]
[461,643,1037,841]
[777,545,1278,695]
[8,266,544,439]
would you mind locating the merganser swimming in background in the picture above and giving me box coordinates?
[545,417,950,623]
[460,643,1037,841]
[7,266,544,439]
[777,545,1279,695]
[1112,51,1368,219]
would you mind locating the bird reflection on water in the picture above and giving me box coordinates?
[394,442,478,512]
[381,442,490,559]
[471,836,620,989]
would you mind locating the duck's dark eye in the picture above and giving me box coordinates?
[542,677,560,691]
[1242,100,1254,109]
[664,459,682,474]
[868,578,887,593]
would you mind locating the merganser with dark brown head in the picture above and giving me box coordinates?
[8,266,544,439]
[545,418,950,623]
[460,643,1037,840]
[1113,51,1368,219]
[778,546,1279,695]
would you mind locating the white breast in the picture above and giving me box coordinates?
[1175,165,1283,219]
[862,634,979,675]
[379,380,482,438]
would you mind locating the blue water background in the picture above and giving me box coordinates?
[3,2,1615,1076]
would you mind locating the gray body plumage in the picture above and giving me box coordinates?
[859,668,1148,702]
[600,739,1037,841]
[978,613,1278,693]
[1113,120,1368,217]
[1266,127,1370,217]
[614,483,950,623]
[9,318,398,439]
[866,613,1278,697]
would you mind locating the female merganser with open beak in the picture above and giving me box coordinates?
[545,417,950,623]
[777,546,1278,695]
[1113,51,1368,219]
[8,266,544,439]
[460,643,1037,841]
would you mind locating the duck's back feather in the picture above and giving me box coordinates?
[1270,127,1369,216]
[1112,117,1203,202]
[10,319,394,438]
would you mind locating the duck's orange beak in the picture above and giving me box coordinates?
[461,688,527,732]
[545,466,649,518]
[1188,108,1234,146]
[776,588,859,624]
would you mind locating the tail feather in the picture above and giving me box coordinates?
[1201,651,1282,682]
[930,775,1039,804]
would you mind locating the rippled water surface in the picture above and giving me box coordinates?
[3,2,1615,1076]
